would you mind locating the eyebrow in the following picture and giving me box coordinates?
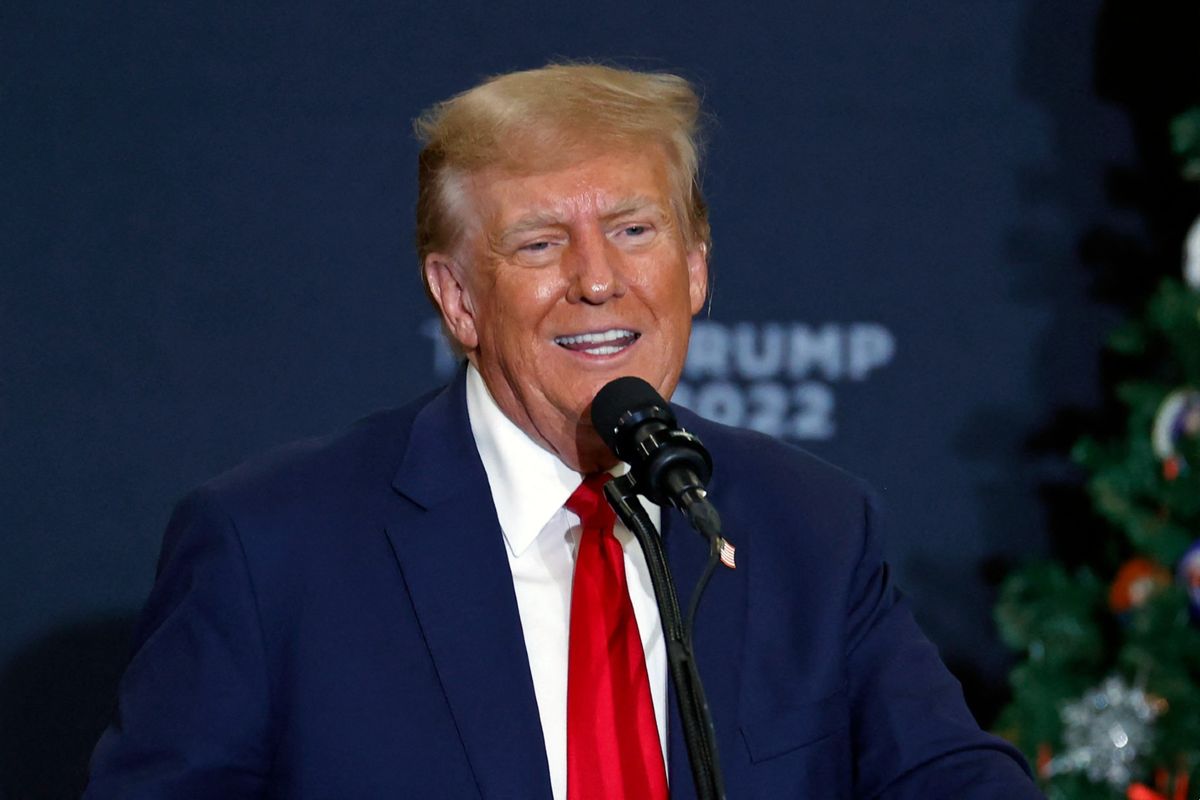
[495,195,665,244]
[599,195,662,221]
[496,212,565,243]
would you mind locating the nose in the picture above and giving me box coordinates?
[565,230,627,305]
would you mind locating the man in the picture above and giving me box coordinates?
[86,63,1043,798]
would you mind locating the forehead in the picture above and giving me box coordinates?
[467,146,674,226]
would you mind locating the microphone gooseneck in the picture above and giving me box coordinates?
[589,376,729,800]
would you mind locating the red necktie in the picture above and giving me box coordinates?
[566,473,668,800]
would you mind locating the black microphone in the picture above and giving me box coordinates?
[590,376,722,539]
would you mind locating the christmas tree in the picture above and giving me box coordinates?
[994,107,1200,800]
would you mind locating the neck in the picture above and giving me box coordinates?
[568,426,619,475]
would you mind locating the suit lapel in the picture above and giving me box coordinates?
[386,375,553,800]
[663,463,748,799]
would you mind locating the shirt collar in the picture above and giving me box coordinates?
[466,364,586,558]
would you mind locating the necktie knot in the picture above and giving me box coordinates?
[566,473,615,529]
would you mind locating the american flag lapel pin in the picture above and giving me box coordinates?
[718,537,736,570]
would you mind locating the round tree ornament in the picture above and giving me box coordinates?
[1185,213,1200,290]
[1178,539,1200,619]
[1151,389,1200,477]
[1109,558,1172,613]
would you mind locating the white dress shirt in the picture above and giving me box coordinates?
[465,365,668,800]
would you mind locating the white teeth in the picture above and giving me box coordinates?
[554,329,636,346]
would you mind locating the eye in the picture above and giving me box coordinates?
[612,223,654,244]
[521,241,552,252]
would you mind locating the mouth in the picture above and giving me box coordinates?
[554,328,641,356]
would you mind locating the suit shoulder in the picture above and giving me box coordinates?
[195,386,442,517]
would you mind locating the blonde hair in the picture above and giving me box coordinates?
[413,62,711,299]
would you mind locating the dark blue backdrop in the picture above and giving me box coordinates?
[2,1,1134,795]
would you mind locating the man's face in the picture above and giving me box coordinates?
[425,146,707,471]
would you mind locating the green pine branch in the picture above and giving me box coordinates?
[993,106,1200,794]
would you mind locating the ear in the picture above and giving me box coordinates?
[687,243,709,315]
[423,254,479,350]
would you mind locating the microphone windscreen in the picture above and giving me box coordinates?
[590,376,670,452]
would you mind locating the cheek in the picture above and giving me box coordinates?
[628,257,685,301]
[492,268,565,318]
[647,270,701,326]
[529,279,561,304]
[479,293,560,364]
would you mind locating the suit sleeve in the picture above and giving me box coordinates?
[84,488,273,799]
[844,491,1045,799]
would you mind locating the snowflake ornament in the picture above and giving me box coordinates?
[1042,676,1166,789]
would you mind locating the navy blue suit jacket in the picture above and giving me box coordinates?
[87,373,1042,798]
